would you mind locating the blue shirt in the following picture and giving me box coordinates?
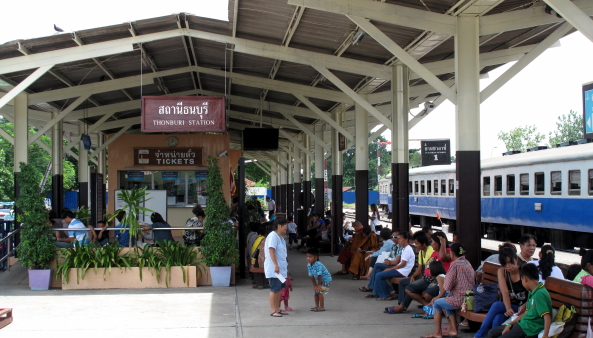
[264,231,288,278]
[114,223,136,247]
[371,238,395,258]
[67,218,89,244]
[149,222,175,243]
[307,260,332,283]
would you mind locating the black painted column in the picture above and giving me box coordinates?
[396,163,409,233]
[392,64,410,234]
[78,124,89,208]
[355,101,369,226]
[456,152,481,267]
[52,112,64,215]
[238,157,246,278]
[331,111,344,254]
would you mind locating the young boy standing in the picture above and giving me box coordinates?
[306,248,332,312]
[287,216,298,250]
[487,263,552,338]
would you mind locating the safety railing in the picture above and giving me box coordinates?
[0,221,20,271]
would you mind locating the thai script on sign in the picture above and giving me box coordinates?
[134,148,204,166]
[158,101,209,117]
[142,96,226,133]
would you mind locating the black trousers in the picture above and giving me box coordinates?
[487,324,527,338]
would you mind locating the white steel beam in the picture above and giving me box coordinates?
[314,66,392,128]
[279,145,303,165]
[27,94,90,145]
[89,125,131,158]
[0,65,53,110]
[349,16,458,105]
[0,128,14,144]
[94,117,140,131]
[480,22,572,103]
[229,110,296,129]
[251,158,272,176]
[281,113,331,150]
[287,0,457,36]
[294,94,355,142]
[544,0,593,44]
[409,94,448,130]
[279,130,314,159]
[480,0,593,35]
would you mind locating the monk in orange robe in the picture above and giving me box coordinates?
[335,222,379,279]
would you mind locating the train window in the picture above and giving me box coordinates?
[448,179,454,196]
[409,181,413,195]
[507,175,515,195]
[421,181,425,194]
[551,171,561,195]
[427,180,432,194]
[494,176,502,196]
[569,170,580,196]
[441,180,446,196]
[434,180,439,195]
[483,176,491,196]
[535,172,545,195]
[414,181,419,195]
[589,170,593,196]
[520,174,529,195]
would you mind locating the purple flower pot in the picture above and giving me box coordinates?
[210,266,231,287]
[28,269,51,290]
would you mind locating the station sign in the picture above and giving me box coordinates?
[161,171,178,181]
[141,96,226,133]
[421,140,451,166]
[583,82,593,139]
[134,148,203,166]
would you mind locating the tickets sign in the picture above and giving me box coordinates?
[141,96,226,133]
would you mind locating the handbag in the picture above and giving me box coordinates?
[251,248,260,267]
[555,305,577,338]
[473,283,499,312]
[464,290,474,311]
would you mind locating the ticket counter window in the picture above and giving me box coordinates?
[119,170,208,207]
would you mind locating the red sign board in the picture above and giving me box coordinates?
[141,96,226,133]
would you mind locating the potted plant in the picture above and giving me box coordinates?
[16,162,56,290]
[108,187,153,247]
[200,156,239,287]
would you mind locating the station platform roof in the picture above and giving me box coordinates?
[0,0,586,152]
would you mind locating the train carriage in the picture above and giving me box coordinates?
[378,142,593,250]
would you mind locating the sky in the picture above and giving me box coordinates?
[1,1,592,160]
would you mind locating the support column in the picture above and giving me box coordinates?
[302,135,312,234]
[455,16,481,269]
[294,144,302,226]
[271,167,277,203]
[279,154,287,216]
[392,65,410,234]
[52,112,64,215]
[332,110,344,254]
[78,124,89,208]
[314,125,324,215]
[13,94,28,251]
[286,149,294,218]
[355,101,369,225]
[238,157,246,278]
[97,133,105,175]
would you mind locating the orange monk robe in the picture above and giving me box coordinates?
[348,233,379,276]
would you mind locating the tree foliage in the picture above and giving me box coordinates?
[497,125,546,152]
[200,157,239,267]
[245,161,270,188]
[549,110,583,146]
[409,149,421,168]
[0,118,77,201]
[16,162,56,269]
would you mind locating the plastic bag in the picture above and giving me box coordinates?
[539,322,565,338]
[587,317,592,338]
[502,314,519,325]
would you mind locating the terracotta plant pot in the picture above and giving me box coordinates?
[210,266,231,287]
[28,269,52,290]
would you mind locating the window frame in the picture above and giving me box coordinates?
[421,180,426,195]
[520,173,529,196]
[434,180,439,195]
[534,172,545,195]
[409,181,413,195]
[414,181,419,195]
[550,171,562,195]
[427,180,432,195]
[483,176,491,196]
[506,174,515,196]
[448,179,455,196]
[494,175,502,196]
[568,170,581,196]
[441,180,446,196]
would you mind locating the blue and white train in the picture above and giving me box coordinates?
[378,142,593,249]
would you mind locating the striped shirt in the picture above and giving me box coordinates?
[443,256,475,308]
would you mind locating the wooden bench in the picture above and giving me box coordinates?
[0,308,12,329]
[459,262,593,338]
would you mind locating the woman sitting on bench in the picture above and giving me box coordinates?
[572,248,593,283]
[474,247,527,338]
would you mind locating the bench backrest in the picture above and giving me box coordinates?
[545,277,593,338]
[482,262,500,285]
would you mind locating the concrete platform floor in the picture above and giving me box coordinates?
[0,247,475,338]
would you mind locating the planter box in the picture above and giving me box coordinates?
[61,266,197,290]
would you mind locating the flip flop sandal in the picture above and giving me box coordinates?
[422,315,434,319]
[412,313,424,318]
[278,310,289,315]
[385,307,405,314]
[270,312,282,317]
[365,294,379,298]
[359,286,372,292]
[310,307,320,311]
[352,275,360,280]
[317,309,326,312]
[334,271,348,275]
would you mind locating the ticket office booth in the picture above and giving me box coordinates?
[107,133,236,229]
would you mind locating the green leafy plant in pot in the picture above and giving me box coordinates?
[107,187,153,247]
[200,156,239,286]
[15,162,56,290]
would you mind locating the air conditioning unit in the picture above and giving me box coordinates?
[527,146,548,152]
[503,150,521,156]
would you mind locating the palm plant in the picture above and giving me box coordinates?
[107,187,153,245]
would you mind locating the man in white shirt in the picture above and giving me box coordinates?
[266,196,276,218]
[368,232,415,300]
[56,210,94,246]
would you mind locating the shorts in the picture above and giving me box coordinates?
[315,281,331,295]
[268,277,286,292]
[288,233,297,244]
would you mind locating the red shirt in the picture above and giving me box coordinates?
[424,247,452,276]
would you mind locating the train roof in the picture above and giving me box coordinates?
[406,142,593,175]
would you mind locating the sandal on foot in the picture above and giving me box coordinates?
[284,307,292,311]
[278,310,289,315]
[317,308,326,312]
[310,307,320,311]
[365,294,379,298]
[270,312,282,317]
[359,286,372,292]
[352,275,360,280]
[334,271,348,275]
[422,315,434,319]
[412,313,424,318]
